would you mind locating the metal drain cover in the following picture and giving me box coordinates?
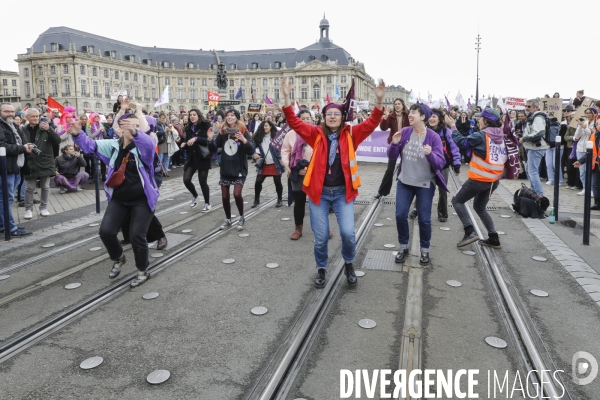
[530,290,549,297]
[532,256,547,262]
[281,218,290,221]
[355,271,365,277]
[374,223,384,227]
[446,280,462,287]
[182,229,192,233]
[383,244,395,248]
[239,233,249,237]
[179,211,188,215]
[80,356,103,370]
[497,231,505,235]
[147,370,170,385]
[151,253,164,258]
[89,223,99,227]
[500,215,511,218]
[358,319,376,329]
[143,292,159,300]
[440,227,450,231]
[65,283,81,290]
[89,247,102,251]
[223,258,235,264]
[266,263,279,269]
[485,336,507,349]
[463,251,476,256]
[42,243,55,248]
[251,306,268,315]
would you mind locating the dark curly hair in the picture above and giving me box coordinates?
[252,120,278,144]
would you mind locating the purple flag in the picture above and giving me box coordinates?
[445,95,451,111]
[343,79,355,122]
[467,99,472,109]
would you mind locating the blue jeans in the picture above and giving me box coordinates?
[526,149,545,195]
[0,173,18,233]
[577,151,587,190]
[16,173,26,200]
[158,153,170,172]
[395,180,436,253]
[545,147,564,184]
[308,186,355,269]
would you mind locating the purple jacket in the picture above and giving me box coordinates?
[72,130,160,211]
[387,126,449,192]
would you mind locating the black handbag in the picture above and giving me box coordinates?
[255,144,270,168]
[199,143,210,158]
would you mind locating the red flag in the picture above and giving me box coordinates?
[326,94,331,104]
[47,95,64,113]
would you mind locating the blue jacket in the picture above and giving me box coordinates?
[255,140,285,175]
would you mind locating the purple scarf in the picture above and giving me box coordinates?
[290,133,306,168]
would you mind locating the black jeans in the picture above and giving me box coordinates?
[99,199,153,271]
[183,167,210,203]
[377,157,397,197]
[437,168,450,219]
[293,190,307,226]
[121,214,165,243]
[255,174,283,201]
[452,179,499,235]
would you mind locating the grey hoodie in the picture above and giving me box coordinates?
[467,127,505,160]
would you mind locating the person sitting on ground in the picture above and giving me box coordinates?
[55,145,88,193]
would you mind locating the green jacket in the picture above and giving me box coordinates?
[21,123,61,179]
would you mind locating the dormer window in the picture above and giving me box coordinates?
[188,62,195,68]
[88,46,94,53]
[162,61,170,68]
[274,62,281,69]
[143,59,152,65]
[51,43,58,51]
[308,55,316,61]
[251,62,258,69]
[320,55,328,61]
[230,63,237,70]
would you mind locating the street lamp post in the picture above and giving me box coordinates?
[475,34,481,109]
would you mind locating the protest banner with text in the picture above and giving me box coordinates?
[540,98,562,120]
[569,98,597,128]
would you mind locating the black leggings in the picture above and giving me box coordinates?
[183,167,210,203]
[293,190,307,226]
[254,174,283,201]
[221,184,244,219]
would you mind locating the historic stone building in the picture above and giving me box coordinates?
[383,85,411,109]
[0,70,20,109]
[17,17,375,114]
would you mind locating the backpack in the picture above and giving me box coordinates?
[157,131,166,145]
[532,114,559,148]
[512,183,550,217]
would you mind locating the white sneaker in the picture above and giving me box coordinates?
[546,181,553,185]
[76,185,82,191]
[577,190,585,196]
[24,210,33,219]
[190,197,198,207]
[40,209,50,217]
[201,204,211,212]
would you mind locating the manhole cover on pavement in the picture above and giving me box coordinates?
[182,229,192,233]
[500,215,511,218]
[239,233,249,237]
[143,292,159,300]
[223,258,235,264]
[485,336,507,349]
[42,243,55,248]
[266,263,279,269]
[151,253,163,258]
[166,198,174,201]
[231,215,236,218]
[532,256,547,262]
[281,218,290,221]
[147,370,170,384]
[251,306,268,315]
[463,251,476,256]
[65,283,81,290]
[355,271,365,277]
[89,247,102,252]
[440,227,450,231]
[497,231,505,235]
[179,211,188,215]
[530,290,549,297]
[374,223,384,227]
[89,223,99,227]
[80,356,103,370]
[383,244,395,248]
[358,319,376,329]
[446,280,462,287]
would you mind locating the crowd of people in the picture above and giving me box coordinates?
[1,83,598,288]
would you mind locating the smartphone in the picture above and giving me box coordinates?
[579,117,585,121]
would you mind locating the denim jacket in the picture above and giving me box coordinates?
[256,141,286,175]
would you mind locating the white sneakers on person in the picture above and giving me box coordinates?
[59,187,67,194]
[577,190,585,196]
[219,219,232,230]
[40,209,50,217]
[190,197,198,207]
[546,181,554,185]
[201,204,211,212]
[24,210,33,219]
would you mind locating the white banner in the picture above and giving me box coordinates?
[110,90,127,101]
[154,86,169,108]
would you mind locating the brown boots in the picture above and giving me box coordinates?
[290,225,303,240]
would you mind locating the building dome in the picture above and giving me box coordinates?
[319,14,329,27]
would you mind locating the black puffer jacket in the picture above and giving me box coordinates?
[21,122,61,179]
[0,118,27,175]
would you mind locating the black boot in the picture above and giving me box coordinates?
[395,249,409,263]
[315,268,326,288]
[419,252,430,266]
[591,201,600,211]
[457,225,479,247]
[344,263,357,285]
[252,198,260,208]
[480,232,501,249]
[275,197,282,207]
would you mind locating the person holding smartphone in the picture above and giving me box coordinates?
[573,108,597,195]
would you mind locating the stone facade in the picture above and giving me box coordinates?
[16,18,376,115]
[383,85,410,109]
[0,70,20,109]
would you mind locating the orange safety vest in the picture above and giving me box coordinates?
[468,134,507,182]
[591,133,599,171]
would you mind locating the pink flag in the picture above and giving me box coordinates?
[326,94,331,104]
[265,95,273,105]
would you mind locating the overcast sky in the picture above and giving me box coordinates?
[3,0,599,104]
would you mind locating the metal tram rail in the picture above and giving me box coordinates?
[244,198,383,400]
[0,195,282,364]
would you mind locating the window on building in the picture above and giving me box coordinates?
[163,61,169,68]
[301,77,307,84]
[64,79,70,94]
[240,106,246,113]
[104,69,109,78]
[93,81,99,96]
[202,79,207,86]
[79,65,85,75]
[240,78,245,86]
[124,72,129,81]
[104,82,110,95]
[289,77,294,84]
[188,63,195,69]
[135,88,139,98]
[95,102,101,110]
[290,88,294,100]
[165,77,170,85]
[262,78,268,87]
[12,79,18,87]
[177,78,183,86]
[1,79,6,86]
[134,73,138,82]
[83,102,90,109]
[251,78,256,86]
[252,62,258,69]
[202,90,208,100]
[81,80,87,95]
[313,85,320,99]
[37,66,43,76]
[50,66,56,75]
[143,88,148,98]
[190,89,196,100]
[3,89,8,96]
[241,89,246,99]
[274,78,279,86]
[63,65,69,74]
[50,80,57,95]
[12,89,17,96]
[301,88,307,100]
[114,71,119,79]
[38,80,45,95]
[190,78,195,86]
[92,67,97,77]
[274,62,281,69]
[274,89,280,100]
[152,88,156,99]
[107,102,112,109]
[177,89,184,100]
[214,79,218,86]
[51,43,57,51]
[24,68,29,77]
[230,63,237,70]
[326,76,332,84]
[25,81,30,97]
[229,89,234,99]
[341,75,347,83]
[340,86,347,98]
[151,76,155,84]
[142,75,147,84]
